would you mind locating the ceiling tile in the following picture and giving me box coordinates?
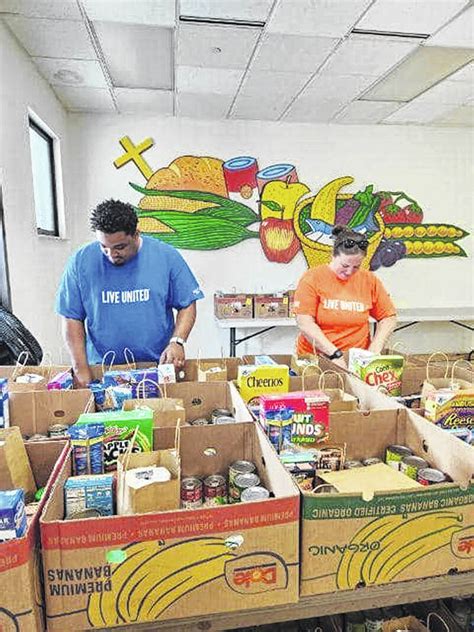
[177,92,234,119]
[178,23,261,69]
[0,1,82,19]
[303,73,378,102]
[448,61,474,81]
[115,88,173,114]
[94,22,172,89]
[267,0,373,37]
[417,78,474,104]
[230,93,291,120]
[177,66,244,94]
[356,0,469,35]
[360,46,474,101]
[283,96,347,122]
[251,33,338,73]
[382,99,457,123]
[426,5,474,47]
[33,57,108,88]
[239,69,311,97]
[82,0,175,26]
[431,104,474,126]
[179,0,273,22]
[3,16,96,58]
[53,86,115,112]
[322,34,418,77]
[334,100,402,123]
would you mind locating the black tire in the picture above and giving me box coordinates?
[0,306,43,365]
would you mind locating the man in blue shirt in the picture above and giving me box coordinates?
[56,199,204,387]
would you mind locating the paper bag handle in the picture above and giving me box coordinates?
[123,347,136,370]
[451,359,474,383]
[319,370,344,393]
[301,363,322,391]
[12,350,29,380]
[426,352,449,381]
[389,341,409,360]
[136,378,164,401]
[427,612,449,632]
[174,418,181,458]
[101,350,116,376]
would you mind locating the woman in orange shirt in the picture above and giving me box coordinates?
[294,226,397,369]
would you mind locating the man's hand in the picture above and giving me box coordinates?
[160,342,185,369]
[73,367,93,389]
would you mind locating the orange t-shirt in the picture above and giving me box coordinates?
[294,265,396,354]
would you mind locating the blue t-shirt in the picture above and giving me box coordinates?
[56,236,204,364]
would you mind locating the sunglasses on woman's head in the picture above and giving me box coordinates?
[342,238,369,250]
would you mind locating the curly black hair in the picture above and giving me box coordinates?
[90,199,138,235]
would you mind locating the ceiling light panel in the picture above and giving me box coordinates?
[431,104,474,126]
[33,58,108,88]
[448,61,473,81]
[178,24,261,69]
[177,92,235,119]
[334,100,402,123]
[267,0,373,38]
[94,22,173,89]
[322,35,418,77]
[3,16,96,58]
[0,0,82,20]
[239,69,312,98]
[231,93,292,120]
[356,0,469,35]
[115,88,173,114]
[82,0,176,26]
[251,33,338,73]
[303,73,378,102]
[283,96,347,122]
[360,46,474,101]
[417,78,474,104]
[179,0,273,22]
[53,86,115,112]
[382,99,458,123]
[426,5,474,47]
[177,66,244,94]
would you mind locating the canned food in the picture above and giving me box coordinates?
[203,474,227,506]
[365,609,384,631]
[312,479,338,494]
[400,455,429,480]
[241,486,270,502]
[362,457,382,466]
[214,416,235,425]
[229,473,260,503]
[385,444,413,470]
[316,447,344,471]
[181,476,203,508]
[189,417,210,426]
[417,467,448,485]
[211,408,233,423]
[344,460,364,469]
[48,423,69,438]
[229,460,256,486]
[65,509,102,520]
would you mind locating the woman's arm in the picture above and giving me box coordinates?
[296,314,347,368]
[368,315,397,354]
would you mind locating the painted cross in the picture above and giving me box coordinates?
[113,135,154,179]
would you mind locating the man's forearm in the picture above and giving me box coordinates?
[173,303,197,341]
[62,317,91,386]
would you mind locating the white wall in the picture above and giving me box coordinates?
[66,113,474,358]
[0,21,73,360]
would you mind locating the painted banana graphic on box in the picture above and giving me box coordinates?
[336,511,467,590]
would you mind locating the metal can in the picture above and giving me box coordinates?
[365,609,384,631]
[229,472,260,503]
[203,474,227,506]
[181,476,203,509]
[241,486,270,502]
[189,417,210,426]
[65,508,102,520]
[385,444,413,470]
[313,478,338,494]
[362,457,383,466]
[211,408,233,423]
[400,455,429,480]
[214,416,235,425]
[417,467,448,485]
[344,460,364,469]
[48,423,69,438]
[229,460,256,487]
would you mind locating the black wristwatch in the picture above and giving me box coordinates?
[327,349,343,360]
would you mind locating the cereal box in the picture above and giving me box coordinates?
[425,387,473,430]
[237,365,290,408]
[0,489,27,542]
[64,474,114,518]
[349,348,404,396]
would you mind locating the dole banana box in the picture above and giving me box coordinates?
[40,423,300,630]
[300,407,473,597]
[425,387,473,430]
[349,348,404,397]
[237,365,290,407]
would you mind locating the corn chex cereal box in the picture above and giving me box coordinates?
[349,348,404,396]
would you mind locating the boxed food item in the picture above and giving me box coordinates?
[424,387,473,430]
[0,377,8,428]
[253,293,289,319]
[103,366,159,398]
[214,292,253,319]
[64,474,114,518]
[47,369,73,391]
[237,364,290,408]
[349,348,404,396]
[0,489,27,542]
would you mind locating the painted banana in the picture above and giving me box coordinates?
[309,176,354,224]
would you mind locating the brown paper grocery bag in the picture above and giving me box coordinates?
[197,350,228,382]
[0,427,36,501]
[318,370,358,412]
[123,379,186,427]
[421,353,472,405]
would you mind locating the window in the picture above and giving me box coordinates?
[28,117,59,236]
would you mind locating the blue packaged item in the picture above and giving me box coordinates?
[265,407,293,452]
[254,355,278,366]
[0,489,27,542]
[68,422,105,475]
[64,474,114,518]
[0,378,9,428]
[103,367,159,398]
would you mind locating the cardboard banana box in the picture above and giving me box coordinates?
[40,423,300,630]
[301,407,474,597]
[0,439,69,632]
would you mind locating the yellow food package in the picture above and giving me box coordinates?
[237,365,290,408]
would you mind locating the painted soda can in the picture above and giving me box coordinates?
[229,473,260,503]
[362,457,383,466]
[241,486,270,502]
[417,467,448,485]
[344,460,364,469]
[203,474,227,506]
[400,455,429,480]
[181,476,203,509]
[229,460,256,487]
[385,444,413,470]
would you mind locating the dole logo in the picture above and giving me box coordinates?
[225,552,288,594]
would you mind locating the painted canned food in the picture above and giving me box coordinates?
[211,408,233,423]
[181,476,203,509]
[190,417,210,426]
[344,460,364,469]
[385,444,413,470]
[400,455,429,480]
[48,423,69,438]
[417,467,448,486]
[228,460,256,486]
[362,457,382,466]
[214,416,235,425]
[203,474,227,506]
[241,486,270,502]
[229,472,260,503]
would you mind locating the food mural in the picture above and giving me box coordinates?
[113,136,470,270]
